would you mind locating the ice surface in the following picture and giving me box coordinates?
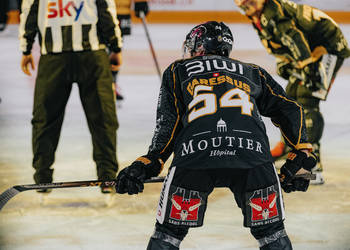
[0,23,350,250]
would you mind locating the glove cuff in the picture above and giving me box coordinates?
[303,152,317,171]
[136,155,164,178]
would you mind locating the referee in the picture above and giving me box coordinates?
[19,0,123,193]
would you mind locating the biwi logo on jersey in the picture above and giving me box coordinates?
[47,0,84,21]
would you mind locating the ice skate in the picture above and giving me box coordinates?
[100,186,116,207]
[310,164,325,185]
[101,186,114,194]
[116,90,124,101]
[310,143,325,185]
[114,82,124,101]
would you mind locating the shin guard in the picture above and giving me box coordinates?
[147,231,181,250]
[258,230,292,250]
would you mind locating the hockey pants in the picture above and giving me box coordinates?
[147,166,291,249]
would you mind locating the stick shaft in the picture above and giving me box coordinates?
[0,177,165,211]
[140,11,162,81]
[18,176,165,191]
[0,173,314,211]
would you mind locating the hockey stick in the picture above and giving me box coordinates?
[0,176,165,211]
[139,11,162,81]
[0,173,315,211]
[289,173,316,180]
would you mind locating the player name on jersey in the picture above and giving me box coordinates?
[186,74,251,96]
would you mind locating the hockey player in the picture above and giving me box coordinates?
[234,0,350,184]
[115,21,316,249]
[0,0,8,31]
[116,0,148,36]
[112,0,149,100]
[20,0,122,193]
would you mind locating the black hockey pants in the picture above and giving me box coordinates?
[147,165,291,249]
[32,50,118,183]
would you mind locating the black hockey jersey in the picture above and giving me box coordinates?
[148,55,312,169]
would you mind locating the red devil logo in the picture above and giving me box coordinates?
[248,186,278,221]
[170,188,202,222]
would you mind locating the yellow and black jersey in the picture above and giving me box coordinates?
[19,0,123,55]
[115,0,145,15]
[252,0,350,68]
[114,0,147,35]
[148,55,312,169]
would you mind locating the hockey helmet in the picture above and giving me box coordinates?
[235,0,266,16]
[183,21,233,58]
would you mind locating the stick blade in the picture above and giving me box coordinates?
[0,187,21,211]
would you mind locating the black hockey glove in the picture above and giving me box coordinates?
[276,61,293,80]
[115,155,163,195]
[134,1,149,18]
[281,177,310,193]
[117,14,131,36]
[280,150,316,193]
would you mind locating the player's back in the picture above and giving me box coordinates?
[168,55,273,170]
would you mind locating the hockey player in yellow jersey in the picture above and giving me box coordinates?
[112,0,149,100]
[235,0,350,184]
[115,0,149,35]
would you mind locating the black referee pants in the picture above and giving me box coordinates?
[32,49,118,183]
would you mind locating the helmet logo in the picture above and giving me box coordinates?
[222,36,233,45]
[190,26,206,39]
[183,21,233,57]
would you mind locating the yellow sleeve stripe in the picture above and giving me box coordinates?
[158,158,165,173]
[295,143,313,150]
[296,46,328,68]
[264,80,304,148]
[136,156,164,173]
[160,64,180,155]
[136,156,151,164]
[272,0,284,16]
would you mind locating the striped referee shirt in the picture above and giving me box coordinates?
[19,0,123,55]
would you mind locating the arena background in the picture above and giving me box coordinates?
[0,1,350,249]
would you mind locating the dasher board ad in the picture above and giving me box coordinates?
[149,0,350,11]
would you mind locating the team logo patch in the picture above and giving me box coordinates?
[246,184,282,227]
[287,152,297,161]
[165,185,207,227]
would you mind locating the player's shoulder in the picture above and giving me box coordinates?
[231,58,263,71]
[164,58,188,72]
[238,60,270,79]
[164,56,205,73]
[263,0,285,18]
[267,0,285,10]
[165,55,264,73]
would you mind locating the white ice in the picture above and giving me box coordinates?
[0,23,350,250]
